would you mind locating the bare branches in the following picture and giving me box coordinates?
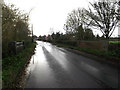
[64,8,87,34]
[85,0,120,38]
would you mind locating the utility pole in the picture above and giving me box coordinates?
[31,24,33,42]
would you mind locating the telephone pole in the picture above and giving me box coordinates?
[31,24,33,42]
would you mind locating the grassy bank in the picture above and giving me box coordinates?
[53,42,119,65]
[2,42,36,88]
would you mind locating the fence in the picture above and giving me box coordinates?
[78,40,108,51]
[8,41,25,54]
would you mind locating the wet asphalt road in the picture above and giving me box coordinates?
[24,41,118,88]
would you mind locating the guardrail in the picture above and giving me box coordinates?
[8,41,25,54]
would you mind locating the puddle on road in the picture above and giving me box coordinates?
[23,41,58,88]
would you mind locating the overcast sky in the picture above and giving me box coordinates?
[4,0,118,37]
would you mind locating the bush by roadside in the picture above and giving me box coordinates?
[2,42,36,88]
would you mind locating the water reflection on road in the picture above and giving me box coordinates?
[25,42,58,88]
[24,41,118,88]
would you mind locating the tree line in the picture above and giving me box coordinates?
[64,0,120,39]
[39,0,120,43]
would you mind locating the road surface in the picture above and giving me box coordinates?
[24,41,118,88]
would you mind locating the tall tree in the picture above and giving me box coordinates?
[64,8,95,40]
[85,0,120,39]
[75,25,85,40]
[64,8,87,34]
[2,4,30,42]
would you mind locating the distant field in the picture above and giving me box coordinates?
[109,41,120,44]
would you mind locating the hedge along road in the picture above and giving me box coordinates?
[24,41,118,88]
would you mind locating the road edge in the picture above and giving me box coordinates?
[57,46,118,68]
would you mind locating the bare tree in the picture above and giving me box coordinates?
[64,8,87,34]
[85,0,120,39]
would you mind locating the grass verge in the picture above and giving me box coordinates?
[2,42,36,88]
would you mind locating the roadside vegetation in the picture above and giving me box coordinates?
[2,4,32,58]
[2,3,36,88]
[54,43,119,64]
[2,43,36,88]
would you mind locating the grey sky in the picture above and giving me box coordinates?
[4,0,119,37]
